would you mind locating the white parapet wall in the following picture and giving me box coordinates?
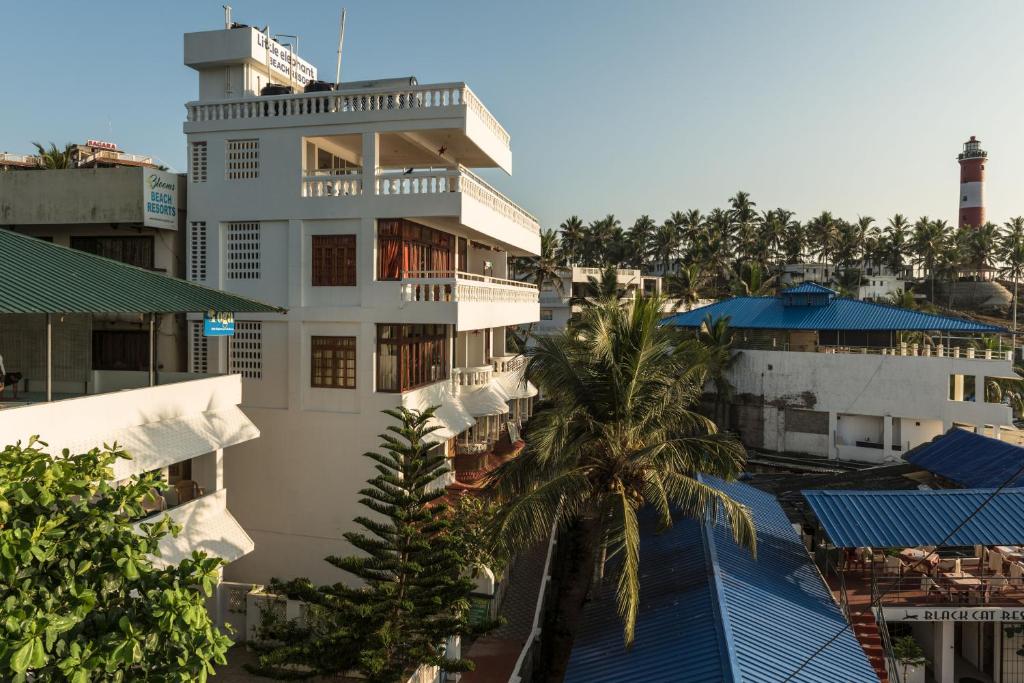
[728,349,1015,462]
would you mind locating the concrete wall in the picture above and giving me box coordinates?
[729,349,1014,461]
[0,167,185,226]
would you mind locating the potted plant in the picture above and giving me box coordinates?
[892,634,928,683]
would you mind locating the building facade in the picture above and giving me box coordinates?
[535,266,666,335]
[182,24,541,585]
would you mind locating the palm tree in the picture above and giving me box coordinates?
[573,265,625,309]
[806,211,839,278]
[487,298,754,676]
[31,141,75,169]
[728,191,759,263]
[999,217,1024,350]
[665,264,708,311]
[910,217,946,302]
[558,216,585,267]
[649,221,679,273]
[677,209,704,257]
[522,228,565,296]
[780,216,805,264]
[731,262,777,297]
[627,215,657,269]
[885,214,910,274]
[698,314,742,428]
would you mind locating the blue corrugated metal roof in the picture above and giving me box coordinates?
[803,488,1024,547]
[663,296,1005,332]
[906,429,1024,489]
[784,282,838,295]
[565,478,878,683]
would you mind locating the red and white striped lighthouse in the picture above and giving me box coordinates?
[957,135,987,228]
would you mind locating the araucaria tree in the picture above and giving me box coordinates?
[0,438,230,682]
[252,407,483,683]
[487,296,755,681]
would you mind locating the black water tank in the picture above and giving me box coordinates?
[304,80,335,93]
[260,83,293,96]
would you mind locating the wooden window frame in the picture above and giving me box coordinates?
[311,336,357,389]
[376,324,448,392]
[377,219,453,281]
[312,235,357,286]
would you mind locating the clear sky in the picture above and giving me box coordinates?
[4,1,1024,229]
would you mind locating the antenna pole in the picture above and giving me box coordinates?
[335,9,347,87]
[264,25,273,85]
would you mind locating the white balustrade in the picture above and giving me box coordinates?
[302,175,363,197]
[375,170,459,196]
[492,354,526,375]
[400,271,539,305]
[452,365,494,389]
[185,83,511,150]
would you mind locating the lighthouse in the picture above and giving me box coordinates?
[957,135,987,228]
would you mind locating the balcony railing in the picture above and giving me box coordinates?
[184,82,510,150]
[452,365,494,389]
[375,167,540,235]
[301,172,363,197]
[400,271,539,305]
[738,342,1013,362]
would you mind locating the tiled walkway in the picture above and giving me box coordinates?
[461,540,550,683]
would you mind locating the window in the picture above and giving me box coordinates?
[229,322,262,379]
[226,139,260,180]
[190,141,207,183]
[189,321,208,374]
[70,236,154,269]
[376,324,448,392]
[312,235,357,286]
[226,222,260,279]
[189,221,207,281]
[92,331,149,371]
[540,309,553,321]
[377,219,453,280]
[311,336,356,389]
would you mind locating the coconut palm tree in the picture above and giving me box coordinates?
[627,215,657,269]
[31,141,75,169]
[729,191,759,262]
[999,217,1024,349]
[677,209,705,257]
[665,264,709,311]
[806,211,840,276]
[885,214,911,273]
[911,217,947,302]
[649,221,679,273]
[731,262,777,297]
[486,297,753,678]
[558,216,586,267]
[698,314,742,428]
[522,228,565,296]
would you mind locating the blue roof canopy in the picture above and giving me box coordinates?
[664,295,1005,333]
[565,478,878,683]
[906,429,1024,489]
[803,488,1024,548]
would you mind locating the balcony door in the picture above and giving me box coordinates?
[377,219,453,280]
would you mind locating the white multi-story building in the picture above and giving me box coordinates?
[780,261,908,302]
[536,266,665,334]
[666,283,1018,464]
[182,23,540,585]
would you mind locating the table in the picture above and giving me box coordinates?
[943,572,982,587]
[900,548,939,569]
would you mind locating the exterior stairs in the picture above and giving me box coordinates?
[849,609,890,682]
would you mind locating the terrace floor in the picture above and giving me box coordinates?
[827,566,1024,609]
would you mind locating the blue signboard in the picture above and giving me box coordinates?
[203,311,235,337]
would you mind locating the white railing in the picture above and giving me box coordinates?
[301,174,363,197]
[510,521,559,683]
[574,266,641,279]
[452,365,494,389]
[492,354,526,375]
[184,82,511,149]
[816,344,1012,361]
[0,152,37,165]
[373,167,539,234]
[400,271,539,305]
[84,150,155,165]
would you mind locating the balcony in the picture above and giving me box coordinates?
[399,271,539,330]
[184,82,511,171]
[0,374,258,481]
[135,488,254,568]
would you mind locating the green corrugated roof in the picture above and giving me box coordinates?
[0,229,284,314]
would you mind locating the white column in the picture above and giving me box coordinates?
[953,374,965,401]
[361,132,378,195]
[933,621,954,683]
[882,415,893,459]
[994,620,1002,682]
[191,449,224,493]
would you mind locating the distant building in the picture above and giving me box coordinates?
[780,261,908,302]
[665,283,1016,463]
[534,266,673,335]
[0,147,187,371]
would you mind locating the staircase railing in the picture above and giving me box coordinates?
[870,566,902,683]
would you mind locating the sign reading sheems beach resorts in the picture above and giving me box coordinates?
[884,606,1024,622]
[142,169,178,230]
